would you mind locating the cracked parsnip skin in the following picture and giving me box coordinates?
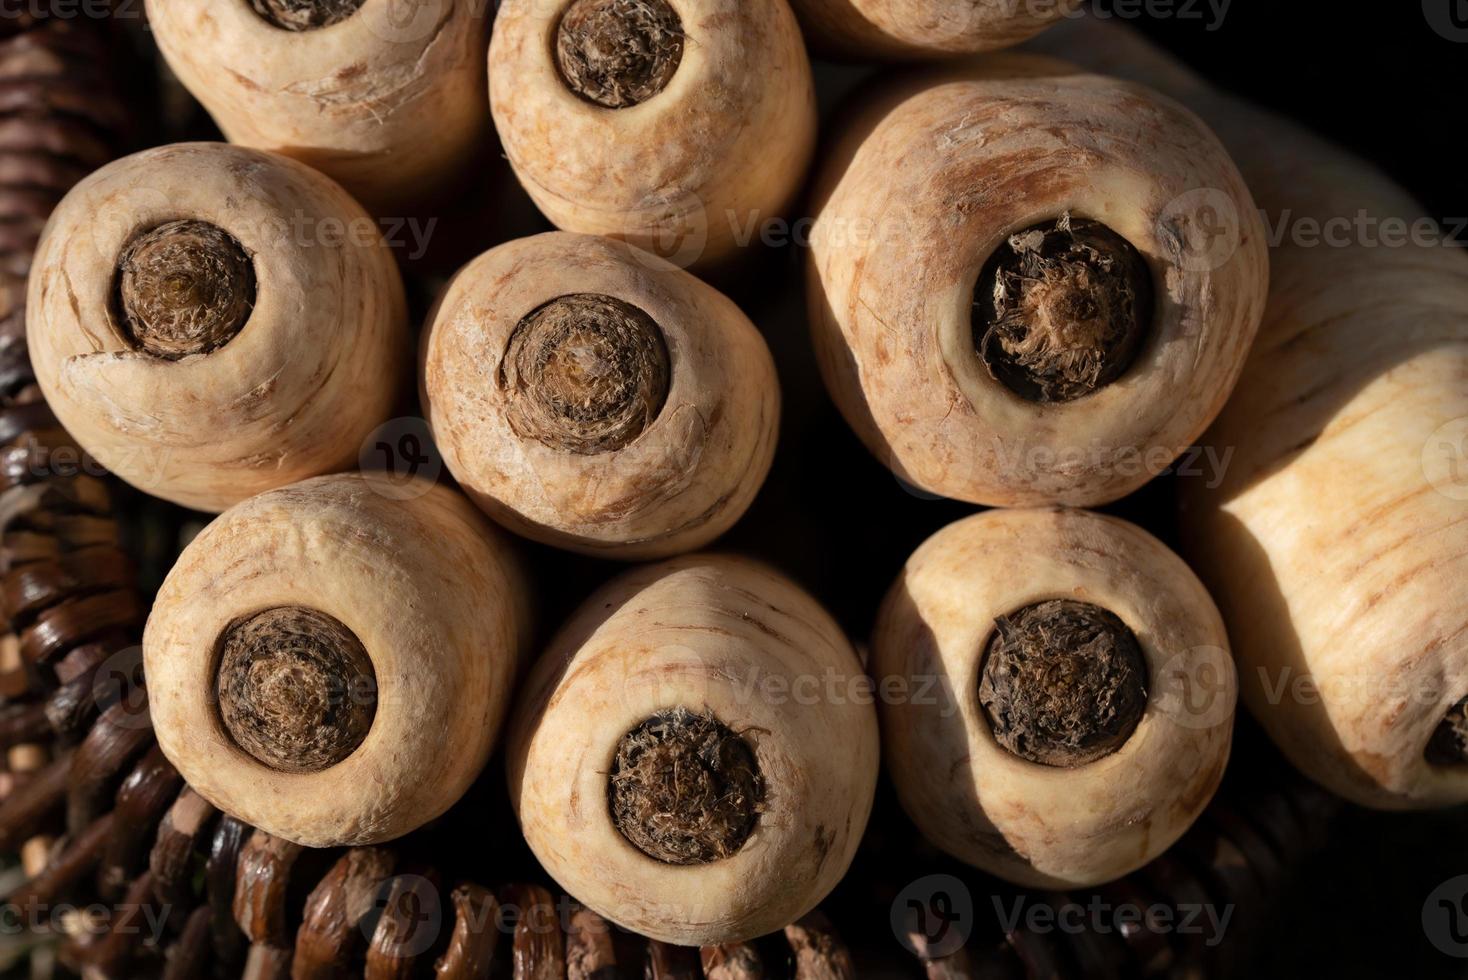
[420,232,779,560]
[507,555,879,945]
[26,142,407,513]
[873,508,1236,887]
[147,0,490,213]
[808,56,1268,507]
[1034,18,1468,809]
[789,0,1080,60]
[144,474,529,848]
[489,0,816,270]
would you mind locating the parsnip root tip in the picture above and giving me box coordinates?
[499,292,671,455]
[609,708,764,865]
[979,599,1148,768]
[214,606,377,775]
[1427,698,1468,766]
[555,0,686,109]
[113,219,257,360]
[248,0,366,31]
[975,216,1153,403]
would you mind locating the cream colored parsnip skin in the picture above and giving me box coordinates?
[144,474,529,848]
[808,56,1268,507]
[27,143,408,513]
[789,0,1081,60]
[508,555,879,945]
[490,0,817,270]
[147,0,491,214]
[420,232,779,560]
[873,508,1236,887]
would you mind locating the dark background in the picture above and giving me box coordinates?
[1139,2,1467,229]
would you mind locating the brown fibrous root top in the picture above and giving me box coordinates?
[215,606,377,774]
[499,292,671,455]
[249,0,366,31]
[979,599,1148,768]
[113,220,256,360]
[555,0,685,109]
[974,214,1154,403]
[1427,697,1468,766]
[609,708,764,865]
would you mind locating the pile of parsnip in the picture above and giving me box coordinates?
[20,0,1465,960]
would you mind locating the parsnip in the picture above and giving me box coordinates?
[872,508,1236,887]
[1035,18,1468,809]
[420,232,778,559]
[144,474,529,847]
[808,57,1268,506]
[147,0,491,213]
[789,0,1080,60]
[507,555,878,945]
[27,142,407,513]
[489,0,816,269]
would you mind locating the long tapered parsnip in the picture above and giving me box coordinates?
[421,232,779,559]
[1034,19,1468,809]
[489,0,816,270]
[872,508,1236,887]
[26,142,408,513]
[147,0,491,213]
[144,474,529,848]
[789,0,1080,60]
[808,56,1268,507]
[507,555,879,945]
